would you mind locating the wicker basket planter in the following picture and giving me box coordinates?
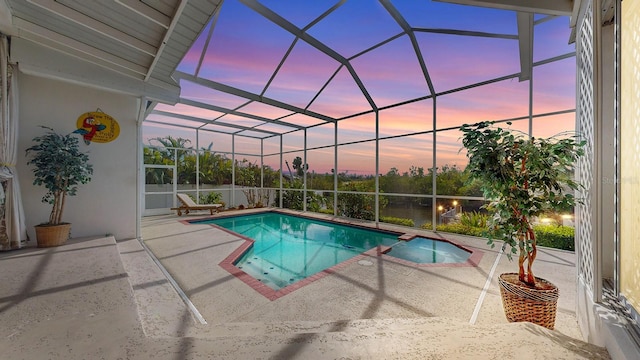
[498,272,559,330]
[35,223,71,248]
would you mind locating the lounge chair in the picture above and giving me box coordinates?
[171,193,223,216]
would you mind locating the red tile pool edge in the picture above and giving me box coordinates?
[210,219,484,301]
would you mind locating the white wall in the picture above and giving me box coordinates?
[16,73,138,241]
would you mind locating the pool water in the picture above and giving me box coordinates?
[386,237,471,264]
[202,212,399,290]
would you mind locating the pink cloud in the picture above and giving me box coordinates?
[338,113,376,143]
[436,79,530,128]
[307,148,336,174]
[532,112,576,139]
[379,100,434,137]
[307,123,336,149]
[282,131,305,152]
[337,142,377,174]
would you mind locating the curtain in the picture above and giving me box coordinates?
[0,35,26,250]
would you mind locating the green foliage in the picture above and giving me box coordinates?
[292,156,308,177]
[277,187,304,210]
[307,171,335,190]
[533,225,575,251]
[199,191,223,205]
[380,216,415,227]
[435,223,486,237]
[461,121,584,285]
[147,136,198,185]
[262,165,281,188]
[149,135,191,150]
[336,182,384,221]
[275,179,325,211]
[144,139,234,186]
[143,147,173,185]
[420,222,433,230]
[145,136,191,167]
[198,145,232,185]
[378,164,483,200]
[305,191,325,212]
[26,126,93,225]
[235,159,262,206]
[459,211,489,228]
[143,147,172,166]
[278,179,302,209]
[235,158,260,187]
[436,165,482,196]
[422,218,575,251]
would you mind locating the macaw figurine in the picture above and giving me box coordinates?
[73,116,106,144]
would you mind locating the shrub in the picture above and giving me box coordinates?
[337,190,375,220]
[426,221,575,252]
[420,222,433,230]
[533,225,575,251]
[435,223,486,237]
[459,211,488,228]
[199,191,222,205]
[276,180,325,211]
[380,216,415,227]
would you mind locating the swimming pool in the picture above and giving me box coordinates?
[201,212,399,290]
[196,211,478,296]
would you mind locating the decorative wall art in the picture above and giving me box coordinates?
[74,109,120,144]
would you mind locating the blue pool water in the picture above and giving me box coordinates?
[386,237,471,264]
[201,212,399,290]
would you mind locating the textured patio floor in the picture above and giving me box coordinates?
[0,208,610,359]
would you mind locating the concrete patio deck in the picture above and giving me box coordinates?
[0,209,610,359]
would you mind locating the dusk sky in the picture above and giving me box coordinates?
[145,0,577,175]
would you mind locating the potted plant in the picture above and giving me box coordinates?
[460,121,584,329]
[26,126,93,247]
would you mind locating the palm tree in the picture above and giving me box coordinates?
[148,136,192,163]
[147,136,195,184]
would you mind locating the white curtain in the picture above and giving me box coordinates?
[0,35,26,250]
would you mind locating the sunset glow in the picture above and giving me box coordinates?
[145,0,577,175]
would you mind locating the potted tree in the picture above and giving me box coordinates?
[460,121,584,329]
[26,126,93,247]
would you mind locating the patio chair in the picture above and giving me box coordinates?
[171,193,223,216]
